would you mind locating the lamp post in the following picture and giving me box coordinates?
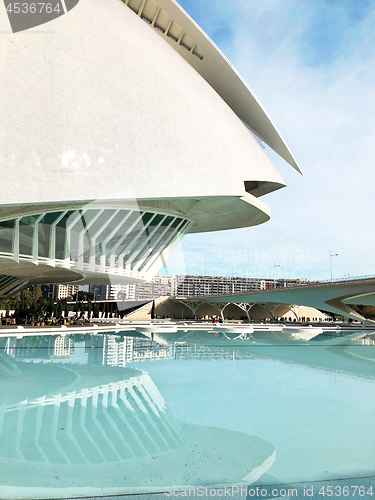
[273,263,280,288]
[330,251,338,281]
[232,272,238,294]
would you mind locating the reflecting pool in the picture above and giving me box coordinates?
[0,328,374,498]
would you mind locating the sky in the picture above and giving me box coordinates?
[161,0,375,282]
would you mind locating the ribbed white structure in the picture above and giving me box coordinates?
[0,372,183,464]
[0,206,192,287]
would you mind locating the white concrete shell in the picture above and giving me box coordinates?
[0,0,300,291]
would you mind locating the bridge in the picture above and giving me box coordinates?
[175,276,375,324]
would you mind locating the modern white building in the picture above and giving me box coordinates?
[0,0,301,298]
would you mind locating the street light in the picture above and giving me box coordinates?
[330,251,338,281]
[273,263,280,288]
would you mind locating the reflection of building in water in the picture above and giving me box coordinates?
[54,336,76,357]
[3,336,55,361]
[102,335,134,367]
[132,337,169,362]
[0,342,276,494]
[86,335,170,367]
[0,368,183,464]
[172,344,260,362]
[359,337,375,346]
[2,336,78,361]
[86,335,262,366]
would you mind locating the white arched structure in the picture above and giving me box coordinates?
[0,0,301,294]
[176,277,375,324]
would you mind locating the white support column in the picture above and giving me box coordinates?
[259,303,275,320]
[144,219,191,276]
[64,210,85,267]
[78,208,104,266]
[32,213,44,264]
[141,219,186,275]
[13,218,21,263]
[178,300,199,319]
[235,302,256,321]
[126,214,168,270]
[110,211,143,270]
[48,211,68,266]
[220,302,232,321]
[283,304,300,321]
[119,212,157,272]
[89,212,112,272]
[97,210,121,272]
[101,210,132,273]
[135,217,177,273]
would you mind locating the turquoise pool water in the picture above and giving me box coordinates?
[0,329,374,498]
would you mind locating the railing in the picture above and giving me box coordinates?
[316,274,375,284]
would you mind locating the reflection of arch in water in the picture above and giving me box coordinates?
[0,371,183,465]
[0,349,276,497]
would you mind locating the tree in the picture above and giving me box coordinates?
[93,302,99,318]
[21,289,33,309]
[151,300,155,319]
[33,285,43,301]
[56,300,63,318]
[74,291,95,301]
[46,297,54,317]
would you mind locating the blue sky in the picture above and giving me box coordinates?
[162,0,375,281]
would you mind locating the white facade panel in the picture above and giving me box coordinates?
[0,0,285,207]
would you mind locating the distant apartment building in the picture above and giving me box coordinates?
[88,276,170,302]
[88,284,109,301]
[88,284,136,301]
[41,284,80,300]
[171,275,304,298]
[134,275,171,300]
[89,275,307,301]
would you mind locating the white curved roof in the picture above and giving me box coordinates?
[122,0,302,174]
